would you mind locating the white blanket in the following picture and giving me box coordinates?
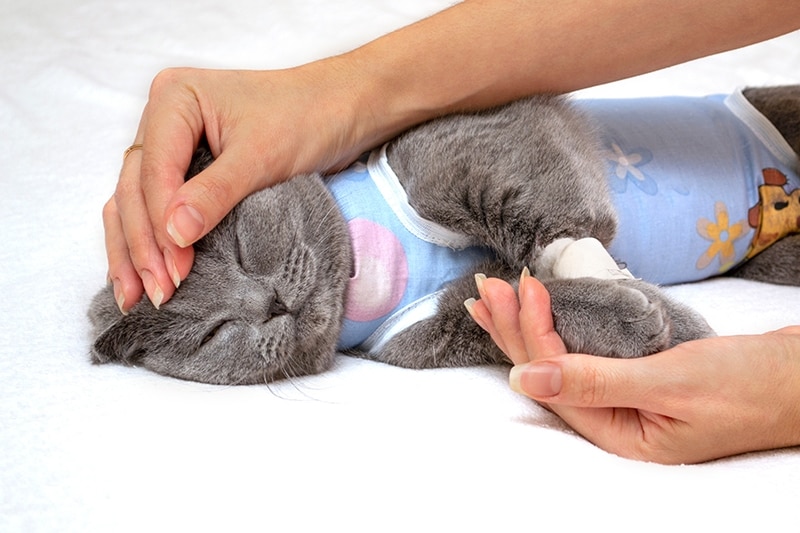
[2,1,799,531]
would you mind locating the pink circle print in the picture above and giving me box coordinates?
[344,218,409,322]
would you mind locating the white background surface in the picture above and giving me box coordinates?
[2,1,800,531]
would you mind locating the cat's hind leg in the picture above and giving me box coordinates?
[729,234,800,286]
[360,260,514,369]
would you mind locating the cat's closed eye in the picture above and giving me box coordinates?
[202,323,224,346]
[234,235,245,270]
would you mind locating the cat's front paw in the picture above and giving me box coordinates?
[545,278,677,358]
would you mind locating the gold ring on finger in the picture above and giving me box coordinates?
[123,143,144,161]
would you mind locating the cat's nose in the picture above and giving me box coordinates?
[264,294,289,322]
[236,288,289,324]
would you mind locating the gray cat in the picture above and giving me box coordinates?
[88,86,800,385]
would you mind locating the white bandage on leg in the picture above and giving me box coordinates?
[538,238,635,280]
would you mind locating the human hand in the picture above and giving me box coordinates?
[105,62,377,312]
[468,272,800,464]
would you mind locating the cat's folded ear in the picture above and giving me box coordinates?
[87,288,148,365]
[185,137,215,182]
[91,316,145,365]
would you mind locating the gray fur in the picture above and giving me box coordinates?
[89,89,800,385]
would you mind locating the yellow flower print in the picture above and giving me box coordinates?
[696,201,747,271]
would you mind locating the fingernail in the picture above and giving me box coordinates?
[141,270,164,309]
[474,273,487,298]
[519,266,530,287]
[465,298,490,332]
[464,297,483,327]
[463,297,477,315]
[519,267,536,303]
[509,363,562,398]
[164,248,181,289]
[112,279,128,315]
[167,204,204,248]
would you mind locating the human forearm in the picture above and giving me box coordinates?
[339,0,800,147]
[762,329,800,452]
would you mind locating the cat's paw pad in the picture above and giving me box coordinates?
[607,284,670,354]
[548,279,672,359]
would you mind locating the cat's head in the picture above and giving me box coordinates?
[88,174,352,385]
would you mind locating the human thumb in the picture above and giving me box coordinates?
[509,361,563,398]
[509,354,646,408]
[165,152,259,248]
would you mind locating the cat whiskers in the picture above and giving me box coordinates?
[306,199,340,239]
[260,354,322,402]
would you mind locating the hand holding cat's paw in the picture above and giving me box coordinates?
[468,273,680,362]
[551,274,715,357]
[469,274,800,465]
